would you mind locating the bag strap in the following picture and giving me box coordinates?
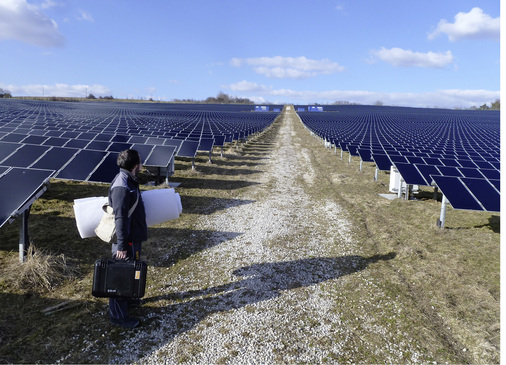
[128,190,140,218]
[103,190,140,217]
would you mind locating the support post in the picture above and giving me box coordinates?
[374,167,379,181]
[348,153,351,164]
[398,179,403,198]
[437,194,448,228]
[340,149,343,160]
[359,159,363,171]
[19,206,31,263]
[405,184,411,200]
[433,186,439,201]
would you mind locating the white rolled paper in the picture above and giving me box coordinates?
[73,196,108,238]
[142,188,183,227]
[73,188,183,239]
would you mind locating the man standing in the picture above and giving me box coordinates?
[108,149,147,328]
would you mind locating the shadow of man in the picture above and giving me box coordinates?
[134,252,397,361]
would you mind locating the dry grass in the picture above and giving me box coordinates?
[3,245,78,291]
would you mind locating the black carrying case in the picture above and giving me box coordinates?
[92,259,147,298]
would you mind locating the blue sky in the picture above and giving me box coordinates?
[0,0,500,108]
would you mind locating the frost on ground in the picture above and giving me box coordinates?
[79,111,425,364]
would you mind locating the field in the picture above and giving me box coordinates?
[0,107,500,363]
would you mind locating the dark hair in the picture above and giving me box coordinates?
[117,149,141,171]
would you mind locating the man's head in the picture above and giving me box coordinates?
[117,149,141,175]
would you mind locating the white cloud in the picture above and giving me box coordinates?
[225,80,272,93]
[230,56,344,79]
[428,7,500,41]
[0,0,64,47]
[222,81,498,108]
[1,83,111,97]
[77,9,94,22]
[371,47,453,68]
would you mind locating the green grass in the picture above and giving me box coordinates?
[0,109,499,364]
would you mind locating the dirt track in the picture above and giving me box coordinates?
[85,107,427,364]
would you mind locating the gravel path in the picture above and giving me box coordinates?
[97,109,411,364]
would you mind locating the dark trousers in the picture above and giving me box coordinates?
[109,241,142,320]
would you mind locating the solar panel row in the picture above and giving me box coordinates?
[298,105,500,213]
[0,100,281,228]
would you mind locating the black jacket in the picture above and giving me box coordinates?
[108,169,148,251]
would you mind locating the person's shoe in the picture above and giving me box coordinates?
[109,316,140,328]
[128,298,142,308]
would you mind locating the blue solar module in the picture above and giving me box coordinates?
[56,150,107,181]
[42,137,68,147]
[348,145,360,156]
[111,134,130,143]
[474,160,496,169]
[213,135,226,147]
[480,169,500,180]
[406,156,425,164]
[389,155,408,164]
[107,142,133,153]
[439,158,461,167]
[143,145,176,167]
[0,142,21,163]
[436,166,464,177]
[357,148,373,162]
[372,154,392,171]
[177,140,199,158]
[1,133,26,143]
[129,144,154,164]
[394,162,427,185]
[432,175,484,211]
[85,140,111,151]
[458,167,484,178]
[64,139,89,148]
[0,167,53,228]
[31,147,77,171]
[1,144,50,168]
[461,177,500,212]
[22,135,49,145]
[457,159,479,168]
[163,139,183,152]
[423,157,441,165]
[128,136,148,144]
[198,138,214,152]
[414,164,440,185]
[489,179,500,191]
[87,152,119,183]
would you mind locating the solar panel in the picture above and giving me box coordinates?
[56,150,107,181]
[129,144,154,164]
[394,162,427,185]
[143,145,176,167]
[372,154,392,171]
[213,135,226,147]
[461,177,500,212]
[0,142,21,163]
[177,140,199,158]
[431,175,484,211]
[0,167,53,228]
[1,144,50,168]
[458,167,484,178]
[198,138,214,152]
[87,152,119,183]
[480,169,500,180]
[30,147,78,171]
[357,148,373,162]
